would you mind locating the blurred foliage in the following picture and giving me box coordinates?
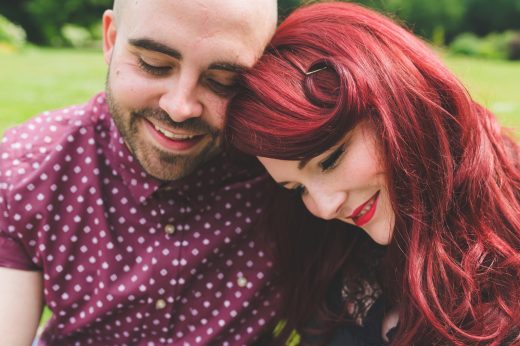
[280,0,520,45]
[61,24,94,48]
[0,14,27,52]
[449,31,517,60]
[509,33,520,60]
[461,0,520,36]
[279,0,301,20]
[0,0,519,49]
[0,0,110,46]
[356,0,466,43]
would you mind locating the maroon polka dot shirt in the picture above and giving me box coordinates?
[0,93,281,345]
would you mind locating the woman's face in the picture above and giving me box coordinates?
[258,123,395,245]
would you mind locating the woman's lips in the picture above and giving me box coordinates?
[347,191,381,227]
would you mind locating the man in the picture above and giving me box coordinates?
[0,0,279,344]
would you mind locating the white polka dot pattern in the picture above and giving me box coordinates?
[0,93,281,345]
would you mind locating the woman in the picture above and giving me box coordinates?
[225,2,520,345]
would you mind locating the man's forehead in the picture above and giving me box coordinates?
[119,0,277,67]
[117,0,277,28]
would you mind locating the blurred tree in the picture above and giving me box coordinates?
[463,0,520,35]
[0,0,111,45]
[350,0,466,43]
[279,0,301,19]
[0,14,27,51]
[24,0,111,46]
[1,0,519,46]
[0,1,43,43]
[278,0,520,45]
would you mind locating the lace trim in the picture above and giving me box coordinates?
[341,276,382,327]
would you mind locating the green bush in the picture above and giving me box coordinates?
[0,14,27,51]
[509,32,520,60]
[61,23,92,48]
[20,0,111,46]
[449,33,481,56]
[449,31,516,59]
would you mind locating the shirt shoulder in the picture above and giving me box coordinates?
[0,92,109,186]
[0,93,110,268]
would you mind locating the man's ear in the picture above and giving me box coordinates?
[102,10,117,65]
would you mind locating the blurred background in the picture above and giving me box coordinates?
[1,0,519,134]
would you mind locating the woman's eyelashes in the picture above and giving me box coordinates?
[285,144,346,196]
[319,144,345,172]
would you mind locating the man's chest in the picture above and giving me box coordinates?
[31,170,278,344]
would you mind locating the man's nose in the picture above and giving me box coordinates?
[304,188,346,220]
[159,75,203,123]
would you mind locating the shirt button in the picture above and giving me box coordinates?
[164,224,176,235]
[237,276,248,288]
[155,299,167,310]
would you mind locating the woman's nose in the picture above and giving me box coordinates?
[304,189,346,220]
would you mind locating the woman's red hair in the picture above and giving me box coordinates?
[226,2,520,345]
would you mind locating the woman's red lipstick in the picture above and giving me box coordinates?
[347,191,380,227]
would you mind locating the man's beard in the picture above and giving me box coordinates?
[105,81,222,181]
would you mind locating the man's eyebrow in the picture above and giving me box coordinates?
[208,62,246,73]
[128,38,182,59]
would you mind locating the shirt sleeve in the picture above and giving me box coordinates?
[0,234,39,270]
[0,139,39,271]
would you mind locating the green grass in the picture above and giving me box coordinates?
[0,47,106,135]
[443,54,520,130]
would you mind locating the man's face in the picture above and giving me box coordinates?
[102,0,276,181]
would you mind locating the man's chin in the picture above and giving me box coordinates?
[137,147,221,182]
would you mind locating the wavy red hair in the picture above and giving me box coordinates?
[225,2,520,345]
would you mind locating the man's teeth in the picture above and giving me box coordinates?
[154,125,196,140]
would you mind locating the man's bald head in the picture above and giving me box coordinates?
[111,0,277,41]
[112,0,123,26]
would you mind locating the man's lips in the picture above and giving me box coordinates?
[146,119,203,139]
[347,191,381,227]
[143,119,205,151]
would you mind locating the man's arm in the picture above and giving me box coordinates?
[0,267,43,346]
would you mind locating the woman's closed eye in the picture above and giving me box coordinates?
[319,144,345,172]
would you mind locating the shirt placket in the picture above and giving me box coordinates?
[145,187,193,343]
